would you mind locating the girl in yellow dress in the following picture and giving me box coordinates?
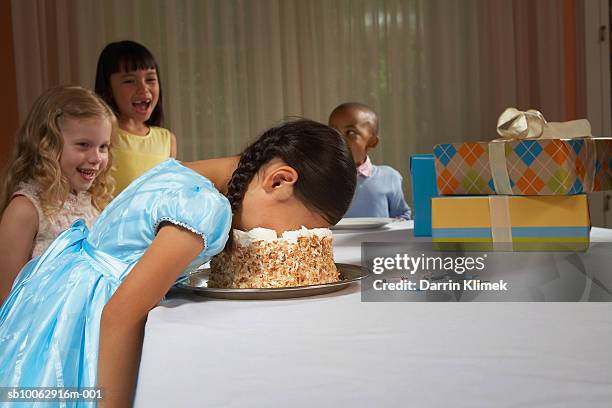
[95,40,177,195]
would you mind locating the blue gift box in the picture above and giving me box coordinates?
[410,154,439,236]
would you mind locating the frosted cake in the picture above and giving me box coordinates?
[208,227,339,288]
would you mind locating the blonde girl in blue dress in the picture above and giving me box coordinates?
[0,119,356,407]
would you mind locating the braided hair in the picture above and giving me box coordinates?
[226,119,356,225]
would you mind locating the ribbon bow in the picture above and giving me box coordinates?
[496,107,592,140]
[490,108,595,195]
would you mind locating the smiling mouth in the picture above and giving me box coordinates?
[78,168,97,179]
[132,99,152,111]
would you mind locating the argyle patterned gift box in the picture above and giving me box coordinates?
[594,139,612,191]
[433,138,612,195]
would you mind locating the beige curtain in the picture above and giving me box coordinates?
[11,0,584,201]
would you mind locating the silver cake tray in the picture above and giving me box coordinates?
[175,263,369,300]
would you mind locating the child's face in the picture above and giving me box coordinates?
[329,108,378,166]
[59,116,112,193]
[109,68,159,123]
[232,160,329,235]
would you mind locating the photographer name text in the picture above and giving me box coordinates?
[373,279,508,291]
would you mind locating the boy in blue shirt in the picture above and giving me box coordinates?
[329,102,411,219]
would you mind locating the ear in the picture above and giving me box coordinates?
[262,165,298,197]
[368,135,380,149]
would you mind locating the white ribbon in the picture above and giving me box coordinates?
[488,195,514,251]
[496,108,547,139]
[490,108,594,195]
[496,107,592,140]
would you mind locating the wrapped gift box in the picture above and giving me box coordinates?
[433,138,612,195]
[431,195,590,251]
[410,154,438,236]
[595,139,612,191]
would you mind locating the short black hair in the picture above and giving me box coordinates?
[329,102,379,134]
[94,40,164,126]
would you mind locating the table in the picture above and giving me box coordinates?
[134,221,612,407]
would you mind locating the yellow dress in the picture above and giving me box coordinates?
[112,126,172,195]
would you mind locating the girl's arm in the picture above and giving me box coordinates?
[170,132,177,158]
[184,156,240,195]
[97,223,203,408]
[0,196,37,304]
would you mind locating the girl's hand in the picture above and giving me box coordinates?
[97,223,204,407]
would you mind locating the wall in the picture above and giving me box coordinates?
[0,0,18,163]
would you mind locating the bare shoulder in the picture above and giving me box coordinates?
[2,196,38,224]
[0,196,38,240]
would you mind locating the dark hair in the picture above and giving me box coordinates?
[94,40,164,126]
[227,119,356,225]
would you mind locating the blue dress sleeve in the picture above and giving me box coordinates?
[152,183,232,259]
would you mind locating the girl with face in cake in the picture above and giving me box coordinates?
[0,119,356,407]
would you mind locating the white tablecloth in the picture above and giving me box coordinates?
[134,221,612,407]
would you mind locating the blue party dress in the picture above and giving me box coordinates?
[0,159,231,406]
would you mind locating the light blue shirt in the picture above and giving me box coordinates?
[344,164,411,219]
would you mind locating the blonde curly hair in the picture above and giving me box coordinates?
[0,85,117,216]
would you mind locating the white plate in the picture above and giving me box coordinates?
[331,217,393,230]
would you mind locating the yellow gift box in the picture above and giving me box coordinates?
[431,195,590,251]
